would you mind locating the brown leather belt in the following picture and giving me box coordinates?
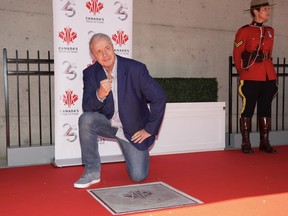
[241,50,271,68]
[255,52,271,62]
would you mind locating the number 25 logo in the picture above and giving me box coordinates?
[63,123,77,142]
[61,0,76,17]
[114,1,128,21]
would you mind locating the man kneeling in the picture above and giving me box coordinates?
[74,33,166,188]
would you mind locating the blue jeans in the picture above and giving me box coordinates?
[78,112,150,182]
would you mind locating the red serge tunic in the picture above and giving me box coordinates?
[233,22,277,81]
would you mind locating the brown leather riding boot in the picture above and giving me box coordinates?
[240,117,254,154]
[259,117,277,153]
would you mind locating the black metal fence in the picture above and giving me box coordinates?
[228,56,288,144]
[4,50,287,148]
[3,49,54,147]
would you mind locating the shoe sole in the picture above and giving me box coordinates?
[74,178,101,189]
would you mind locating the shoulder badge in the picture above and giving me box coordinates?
[234,40,243,48]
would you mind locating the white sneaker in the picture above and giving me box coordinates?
[74,172,100,189]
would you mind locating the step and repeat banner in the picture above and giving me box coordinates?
[53,0,133,166]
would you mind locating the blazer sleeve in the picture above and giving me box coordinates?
[82,65,114,119]
[139,65,167,135]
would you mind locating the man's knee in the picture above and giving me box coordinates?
[79,112,105,129]
[79,112,94,127]
[129,167,148,182]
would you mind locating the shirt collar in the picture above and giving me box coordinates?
[104,55,117,78]
[251,20,263,27]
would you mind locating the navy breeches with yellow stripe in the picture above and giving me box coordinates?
[238,80,278,118]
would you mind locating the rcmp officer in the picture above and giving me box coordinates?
[233,0,278,154]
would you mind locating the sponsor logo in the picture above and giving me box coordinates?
[114,48,130,56]
[62,61,77,80]
[112,30,130,56]
[59,27,77,45]
[63,123,78,142]
[61,0,76,17]
[58,46,78,53]
[61,89,79,108]
[60,108,80,116]
[58,27,78,53]
[86,0,104,15]
[114,1,128,21]
[112,29,129,47]
[85,0,105,23]
[59,89,80,116]
[85,16,104,23]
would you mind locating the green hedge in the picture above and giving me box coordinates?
[155,78,218,103]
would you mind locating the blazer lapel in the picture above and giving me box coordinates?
[117,56,127,105]
[95,62,115,118]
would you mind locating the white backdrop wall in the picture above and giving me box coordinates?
[52,0,132,166]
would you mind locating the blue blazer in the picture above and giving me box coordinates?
[82,55,166,150]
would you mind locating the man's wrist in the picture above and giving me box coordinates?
[96,89,106,102]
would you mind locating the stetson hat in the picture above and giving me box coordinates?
[244,0,276,12]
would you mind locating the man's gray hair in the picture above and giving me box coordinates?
[89,33,113,55]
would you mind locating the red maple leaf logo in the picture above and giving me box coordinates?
[86,0,104,15]
[112,30,129,47]
[62,90,78,108]
[59,27,77,45]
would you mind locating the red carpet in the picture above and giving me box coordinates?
[1,145,288,216]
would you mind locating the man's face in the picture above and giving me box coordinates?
[91,37,115,73]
